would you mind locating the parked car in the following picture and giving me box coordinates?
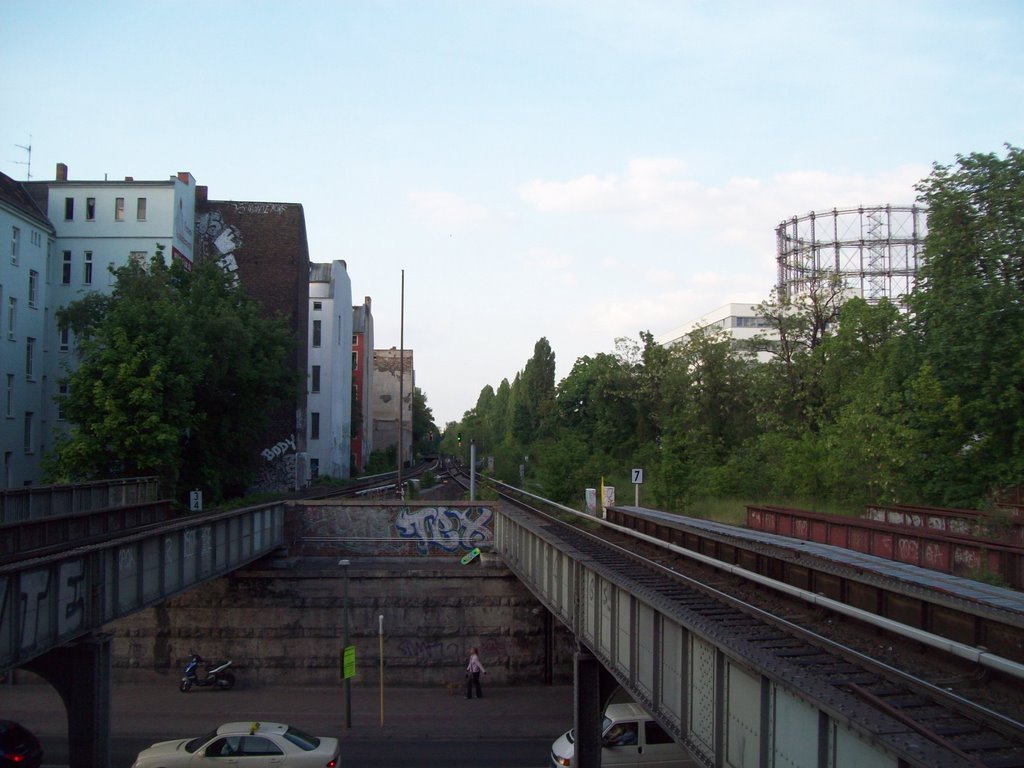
[0,720,43,768]
[130,721,339,768]
[550,702,695,767]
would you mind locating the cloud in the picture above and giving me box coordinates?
[408,189,507,232]
[518,158,929,240]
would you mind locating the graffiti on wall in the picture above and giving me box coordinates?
[196,211,243,287]
[395,506,493,554]
[0,559,87,656]
[261,434,297,462]
[294,504,494,556]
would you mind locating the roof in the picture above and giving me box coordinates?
[0,172,53,231]
[216,722,288,736]
[604,702,652,721]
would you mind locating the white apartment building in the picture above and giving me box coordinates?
[9,163,197,486]
[308,261,353,479]
[1,173,56,488]
[657,302,774,361]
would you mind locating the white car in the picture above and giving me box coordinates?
[550,702,696,767]
[131,721,340,768]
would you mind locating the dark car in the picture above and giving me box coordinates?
[0,720,43,768]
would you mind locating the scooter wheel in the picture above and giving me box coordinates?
[218,672,236,691]
[179,679,193,693]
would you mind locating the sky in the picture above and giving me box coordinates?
[2,1,1022,426]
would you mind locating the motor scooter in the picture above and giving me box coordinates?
[179,652,236,692]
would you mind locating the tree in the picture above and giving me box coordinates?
[412,387,438,456]
[905,145,1024,503]
[48,249,298,501]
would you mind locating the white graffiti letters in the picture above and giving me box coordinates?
[57,559,86,636]
[261,434,297,461]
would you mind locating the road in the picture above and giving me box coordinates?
[1,671,573,768]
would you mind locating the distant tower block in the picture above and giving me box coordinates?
[775,205,927,303]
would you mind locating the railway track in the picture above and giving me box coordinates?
[465,474,1024,767]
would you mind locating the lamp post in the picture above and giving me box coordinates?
[339,559,351,729]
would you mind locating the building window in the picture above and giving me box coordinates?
[64,197,74,220]
[352,351,358,371]
[28,271,38,308]
[136,197,147,221]
[115,197,125,221]
[312,320,322,348]
[7,297,15,339]
[62,251,72,284]
[10,226,19,264]
[5,374,13,418]
[309,458,320,479]
[313,301,322,311]
[310,412,320,440]
[311,365,321,393]
[84,251,93,284]
[86,197,96,220]
[23,412,34,454]
[31,230,41,247]
[25,337,35,380]
[59,325,70,352]
[58,383,68,421]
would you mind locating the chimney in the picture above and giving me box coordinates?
[196,185,208,203]
[124,176,134,182]
[176,171,194,184]
[56,163,68,181]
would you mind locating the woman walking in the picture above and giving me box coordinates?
[465,647,486,699]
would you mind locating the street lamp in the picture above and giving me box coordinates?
[338,559,351,729]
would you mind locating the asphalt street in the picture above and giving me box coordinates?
[1,671,574,767]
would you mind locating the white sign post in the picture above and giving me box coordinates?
[631,468,644,506]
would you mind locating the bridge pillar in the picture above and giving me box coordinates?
[25,634,112,768]
[573,648,603,768]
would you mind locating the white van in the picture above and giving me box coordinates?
[550,702,696,767]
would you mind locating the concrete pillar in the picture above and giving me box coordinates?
[25,634,112,768]
[573,649,602,768]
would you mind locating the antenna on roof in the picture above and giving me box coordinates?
[13,135,32,180]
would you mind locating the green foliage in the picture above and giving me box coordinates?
[445,146,1024,516]
[46,249,297,502]
[365,446,397,475]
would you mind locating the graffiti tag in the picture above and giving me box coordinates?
[395,506,493,554]
[262,434,297,461]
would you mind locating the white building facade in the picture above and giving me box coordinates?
[308,261,353,479]
[9,163,197,486]
[657,302,772,354]
[0,173,56,488]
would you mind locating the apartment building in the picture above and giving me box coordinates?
[372,348,414,468]
[0,172,56,487]
[307,261,353,480]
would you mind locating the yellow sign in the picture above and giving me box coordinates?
[343,645,356,679]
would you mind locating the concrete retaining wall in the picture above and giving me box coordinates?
[106,555,575,687]
[105,500,574,686]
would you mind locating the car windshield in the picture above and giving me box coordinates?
[282,726,321,751]
[567,716,613,745]
[185,729,220,753]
